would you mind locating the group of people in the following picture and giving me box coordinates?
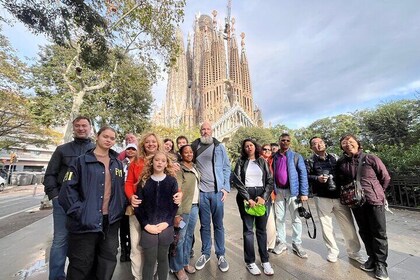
[44,116,391,280]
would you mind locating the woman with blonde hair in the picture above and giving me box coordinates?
[125,132,182,279]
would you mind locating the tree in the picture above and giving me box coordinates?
[29,44,155,140]
[2,0,186,141]
[227,127,275,165]
[0,28,55,149]
[360,100,420,147]
[304,114,362,154]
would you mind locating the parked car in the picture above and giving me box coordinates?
[0,175,5,192]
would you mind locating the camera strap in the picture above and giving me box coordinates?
[304,201,316,239]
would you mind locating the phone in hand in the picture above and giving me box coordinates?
[179,220,186,229]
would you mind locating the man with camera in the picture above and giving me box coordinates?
[271,133,309,258]
[306,137,366,263]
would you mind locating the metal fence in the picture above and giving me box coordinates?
[387,175,420,210]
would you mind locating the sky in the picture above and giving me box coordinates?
[2,0,420,129]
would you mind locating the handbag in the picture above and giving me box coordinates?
[244,200,266,216]
[340,154,366,208]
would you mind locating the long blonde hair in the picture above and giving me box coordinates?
[140,151,176,186]
[135,132,163,160]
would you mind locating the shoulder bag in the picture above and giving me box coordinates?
[340,154,366,208]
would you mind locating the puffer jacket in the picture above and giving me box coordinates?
[271,149,309,197]
[58,149,126,233]
[336,151,391,206]
[232,157,274,201]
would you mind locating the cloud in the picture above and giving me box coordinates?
[158,0,420,129]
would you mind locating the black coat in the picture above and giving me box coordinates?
[44,138,95,200]
[58,149,126,233]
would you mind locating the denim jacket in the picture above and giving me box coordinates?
[191,137,231,193]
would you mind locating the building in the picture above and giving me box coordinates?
[156,7,263,142]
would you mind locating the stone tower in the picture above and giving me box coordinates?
[158,8,263,140]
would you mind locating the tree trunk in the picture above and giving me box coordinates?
[63,90,86,143]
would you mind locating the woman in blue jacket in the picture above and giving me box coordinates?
[59,126,126,280]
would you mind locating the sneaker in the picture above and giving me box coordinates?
[272,242,287,255]
[246,263,261,275]
[218,255,229,272]
[261,262,274,276]
[375,263,389,280]
[195,254,210,270]
[327,253,338,263]
[292,243,308,259]
[348,252,367,264]
[360,257,375,272]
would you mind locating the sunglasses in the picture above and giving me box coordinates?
[126,147,137,151]
[280,139,291,142]
[262,148,271,151]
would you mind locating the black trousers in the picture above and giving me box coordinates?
[142,245,170,280]
[236,187,269,264]
[119,214,131,253]
[67,216,119,280]
[352,203,388,265]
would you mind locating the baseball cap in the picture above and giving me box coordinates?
[125,143,138,150]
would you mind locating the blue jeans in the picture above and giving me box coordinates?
[274,188,302,245]
[169,213,189,272]
[199,191,225,257]
[49,197,68,280]
[183,204,199,266]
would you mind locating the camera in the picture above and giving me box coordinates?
[298,205,312,219]
[322,170,336,191]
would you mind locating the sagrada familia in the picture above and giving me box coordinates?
[155,7,263,142]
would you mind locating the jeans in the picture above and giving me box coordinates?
[199,191,225,257]
[170,213,189,272]
[183,204,199,266]
[49,197,68,280]
[274,188,302,245]
[67,216,119,280]
[352,203,388,265]
[236,189,269,264]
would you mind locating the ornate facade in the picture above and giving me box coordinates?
[156,10,263,142]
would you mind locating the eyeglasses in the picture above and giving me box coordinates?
[262,148,271,151]
[280,139,291,142]
[126,148,137,151]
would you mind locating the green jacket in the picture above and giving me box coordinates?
[176,162,200,215]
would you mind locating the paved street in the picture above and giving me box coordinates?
[0,185,419,280]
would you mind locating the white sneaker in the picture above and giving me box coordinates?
[348,252,367,264]
[261,262,274,276]
[327,253,338,263]
[272,242,287,255]
[246,263,261,275]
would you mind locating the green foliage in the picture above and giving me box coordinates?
[29,44,155,140]
[360,100,420,147]
[375,142,420,175]
[227,126,275,165]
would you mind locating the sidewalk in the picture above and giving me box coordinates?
[0,188,419,280]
